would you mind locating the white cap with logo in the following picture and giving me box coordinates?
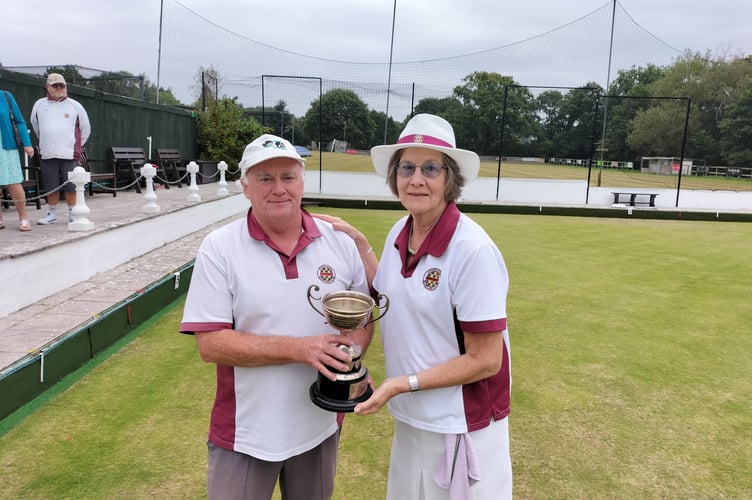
[239,134,304,178]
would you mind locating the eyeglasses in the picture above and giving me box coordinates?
[50,83,66,89]
[395,161,446,179]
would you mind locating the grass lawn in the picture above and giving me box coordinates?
[1,209,751,499]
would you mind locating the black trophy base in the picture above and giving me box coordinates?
[310,372,373,413]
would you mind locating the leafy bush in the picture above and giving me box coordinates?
[196,98,268,179]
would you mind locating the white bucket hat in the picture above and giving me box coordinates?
[239,134,304,178]
[370,114,480,182]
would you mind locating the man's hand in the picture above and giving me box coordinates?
[301,334,355,381]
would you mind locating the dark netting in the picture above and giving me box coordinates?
[159,0,681,119]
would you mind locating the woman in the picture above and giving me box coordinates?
[320,114,512,499]
[0,89,35,231]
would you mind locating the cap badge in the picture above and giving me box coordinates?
[262,139,287,150]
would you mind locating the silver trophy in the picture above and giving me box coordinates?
[307,284,389,412]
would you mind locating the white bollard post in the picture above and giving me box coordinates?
[216,160,229,196]
[141,163,161,213]
[186,161,202,202]
[68,166,95,231]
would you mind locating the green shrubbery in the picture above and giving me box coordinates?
[196,98,269,178]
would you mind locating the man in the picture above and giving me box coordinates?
[30,73,91,224]
[180,134,373,500]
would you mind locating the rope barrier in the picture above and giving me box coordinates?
[11,163,236,203]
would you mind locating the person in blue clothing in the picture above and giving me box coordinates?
[0,88,35,231]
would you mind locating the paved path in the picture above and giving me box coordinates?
[0,183,248,374]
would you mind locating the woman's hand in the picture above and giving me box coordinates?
[312,213,378,289]
[353,376,402,415]
[24,146,34,157]
[312,213,367,247]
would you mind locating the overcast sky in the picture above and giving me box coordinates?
[1,0,749,85]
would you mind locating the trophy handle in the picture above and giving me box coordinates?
[368,293,390,324]
[307,284,325,318]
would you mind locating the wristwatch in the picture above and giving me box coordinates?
[408,373,420,393]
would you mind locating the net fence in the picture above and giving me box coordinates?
[159,0,682,120]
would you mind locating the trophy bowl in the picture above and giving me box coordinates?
[307,285,389,412]
[307,285,389,331]
[321,291,375,330]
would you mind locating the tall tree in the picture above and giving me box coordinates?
[720,85,752,166]
[537,84,601,159]
[451,71,537,156]
[640,52,752,164]
[413,96,463,119]
[86,71,146,100]
[627,101,689,157]
[301,89,373,150]
[46,65,86,86]
[604,64,666,162]
[192,65,221,111]
[369,110,401,146]
[197,97,268,176]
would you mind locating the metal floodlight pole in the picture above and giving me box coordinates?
[675,97,692,207]
[495,86,509,201]
[384,0,397,144]
[156,0,164,104]
[586,95,602,204]
[597,0,617,187]
[411,82,415,116]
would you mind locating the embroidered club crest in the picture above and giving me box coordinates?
[422,268,441,291]
[317,265,336,284]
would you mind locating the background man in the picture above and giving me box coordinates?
[30,73,91,224]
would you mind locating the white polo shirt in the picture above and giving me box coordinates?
[180,209,368,461]
[30,97,90,160]
[374,203,511,435]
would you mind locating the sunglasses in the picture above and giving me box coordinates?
[50,83,66,89]
[395,161,446,179]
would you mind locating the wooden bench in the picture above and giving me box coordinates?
[108,147,169,194]
[154,148,185,187]
[80,147,117,197]
[611,192,658,207]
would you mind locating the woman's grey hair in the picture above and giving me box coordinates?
[386,150,466,202]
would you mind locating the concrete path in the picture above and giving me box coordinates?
[0,182,249,374]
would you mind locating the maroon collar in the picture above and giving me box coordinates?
[246,207,321,257]
[394,202,460,277]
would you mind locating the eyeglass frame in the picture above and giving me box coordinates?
[394,160,447,179]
